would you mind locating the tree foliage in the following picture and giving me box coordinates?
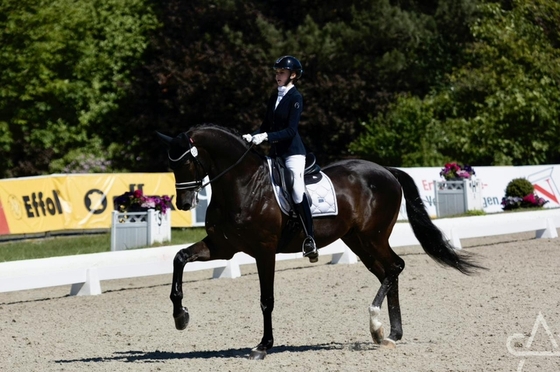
[121,0,477,171]
[351,0,560,166]
[1,0,559,177]
[0,0,158,176]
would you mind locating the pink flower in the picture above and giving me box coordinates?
[115,191,171,215]
[440,162,475,180]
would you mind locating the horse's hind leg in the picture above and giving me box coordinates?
[368,256,404,348]
[343,236,405,348]
[170,237,233,330]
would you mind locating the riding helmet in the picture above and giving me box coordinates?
[273,55,303,79]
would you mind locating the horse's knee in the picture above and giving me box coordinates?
[174,245,203,267]
[173,249,189,266]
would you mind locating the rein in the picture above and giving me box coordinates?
[173,141,255,191]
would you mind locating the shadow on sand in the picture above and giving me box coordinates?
[55,341,379,363]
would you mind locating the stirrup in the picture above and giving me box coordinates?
[302,237,318,263]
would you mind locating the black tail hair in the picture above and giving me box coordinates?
[386,167,485,275]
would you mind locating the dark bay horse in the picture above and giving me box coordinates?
[157,124,482,360]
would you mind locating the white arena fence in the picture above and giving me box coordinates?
[0,209,558,296]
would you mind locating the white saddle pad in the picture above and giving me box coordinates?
[266,157,338,217]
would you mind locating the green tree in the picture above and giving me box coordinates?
[6,0,557,175]
[349,94,447,166]
[123,0,477,170]
[351,0,560,166]
[0,0,158,176]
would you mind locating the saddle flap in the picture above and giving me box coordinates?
[272,157,294,190]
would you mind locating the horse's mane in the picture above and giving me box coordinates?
[190,123,251,150]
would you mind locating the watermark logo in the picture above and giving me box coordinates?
[507,312,560,371]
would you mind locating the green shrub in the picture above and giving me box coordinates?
[504,178,534,198]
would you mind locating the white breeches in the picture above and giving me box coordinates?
[285,155,306,204]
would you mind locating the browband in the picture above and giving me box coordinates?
[168,146,198,163]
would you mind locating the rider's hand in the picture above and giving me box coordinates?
[242,134,253,143]
[252,133,268,145]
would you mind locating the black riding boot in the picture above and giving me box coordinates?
[295,194,318,263]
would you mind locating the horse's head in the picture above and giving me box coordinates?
[157,131,206,211]
[158,125,259,212]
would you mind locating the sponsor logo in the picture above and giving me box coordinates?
[507,312,560,371]
[84,189,107,215]
[22,190,63,218]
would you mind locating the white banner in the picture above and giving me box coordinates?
[398,165,560,219]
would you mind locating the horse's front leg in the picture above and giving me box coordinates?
[249,253,276,360]
[170,237,231,330]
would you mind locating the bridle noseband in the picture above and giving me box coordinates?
[169,134,254,192]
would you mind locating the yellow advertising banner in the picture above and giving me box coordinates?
[0,173,198,235]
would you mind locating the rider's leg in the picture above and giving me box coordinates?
[285,155,318,262]
[295,194,318,262]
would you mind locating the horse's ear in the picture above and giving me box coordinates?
[155,131,173,147]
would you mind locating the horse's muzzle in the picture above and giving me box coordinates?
[175,190,199,211]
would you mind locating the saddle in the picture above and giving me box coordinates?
[271,153,322,209]
[267,154,338,252]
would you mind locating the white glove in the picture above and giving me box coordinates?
[252,132,268,145]
[242,134,253,143]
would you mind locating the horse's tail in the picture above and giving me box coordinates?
[386,167,484,275]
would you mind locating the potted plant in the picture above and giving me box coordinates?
[111,190,172,251]
[435,162,482,217]
[501,178,548,210]
[114,190,171,215]
[439,162,476,181]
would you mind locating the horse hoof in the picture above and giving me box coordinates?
[380,339,396,349]
[174,307,190,330]
[249,348,267,360]
[308,254,318,263]
[372,327,385,344]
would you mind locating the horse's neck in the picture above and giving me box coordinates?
[195,130,264,184]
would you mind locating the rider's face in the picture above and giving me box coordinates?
[275,69,295,86]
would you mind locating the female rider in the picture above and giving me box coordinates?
[243,55,318,263]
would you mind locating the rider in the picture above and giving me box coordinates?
[242,55,318,263]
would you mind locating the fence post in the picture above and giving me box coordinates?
[449,227,462,250]
[331,247,358,264]
[536,218,559,239]
[70,268,101,296]
[212,257,241,279]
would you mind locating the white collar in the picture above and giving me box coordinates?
[278,83,294,96]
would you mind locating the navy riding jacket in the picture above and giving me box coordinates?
[257,87,306,158]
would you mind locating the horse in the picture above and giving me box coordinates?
[156,124,482,360]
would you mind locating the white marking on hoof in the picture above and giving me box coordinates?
[369,305,385,344]
[369,306,382,331]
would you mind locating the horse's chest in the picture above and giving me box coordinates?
[206,205,250,227]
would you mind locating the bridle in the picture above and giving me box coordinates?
[169,135,255,192]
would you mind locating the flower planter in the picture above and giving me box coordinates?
[434,179,483,218]
[110,210,171,251]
